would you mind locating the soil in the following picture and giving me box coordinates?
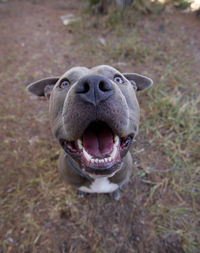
[0,0,199,252]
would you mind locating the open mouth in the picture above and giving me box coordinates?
[60,121,133,175]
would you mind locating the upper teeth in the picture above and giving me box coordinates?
[77,139,83,150]
[78,135,120,164]
[83,148,92,161]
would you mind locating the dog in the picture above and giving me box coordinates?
[27,65,153,199]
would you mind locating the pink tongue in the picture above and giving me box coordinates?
[82,122,114,157]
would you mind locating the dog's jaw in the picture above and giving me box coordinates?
[60,121,134,178]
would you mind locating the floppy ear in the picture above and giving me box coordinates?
[26,77,59,98]
[123,73,153,91]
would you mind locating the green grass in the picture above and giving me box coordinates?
[105,31,151,62]
[138,60,200,251]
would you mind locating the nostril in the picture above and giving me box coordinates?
[76,81,90,94]
[99,81,110,92]
[83,82,90,93]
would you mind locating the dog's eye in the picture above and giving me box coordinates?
[114,75,124,84]
[59,79,70,89]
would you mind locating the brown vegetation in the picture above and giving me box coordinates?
[0,0,199,252]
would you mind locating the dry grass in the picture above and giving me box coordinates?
[70,6,200,252]
[141,69,200,252]
[0,1,200,252]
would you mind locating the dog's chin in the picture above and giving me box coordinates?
[60,121,134,177]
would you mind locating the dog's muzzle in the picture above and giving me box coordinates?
[59,75,135,177]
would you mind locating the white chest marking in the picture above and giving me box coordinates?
[79,177,118,193]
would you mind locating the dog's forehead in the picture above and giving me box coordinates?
[62,67,90,80]
[90,65,120,77]
[62,65,120,81]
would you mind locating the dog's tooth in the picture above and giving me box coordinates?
[110,149,114,159]
[95,159,99,163]
[100,159,104,163]
[114,146,118,157]
[77,139,83,149]
[105,158,108,162]
[110,146,117,159]
[83,148,92,162]
[114,135,120,146]
[91,159,95,163]
[108,157,112,162]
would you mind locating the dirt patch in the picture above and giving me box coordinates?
[0,0,199,252]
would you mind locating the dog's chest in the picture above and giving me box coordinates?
[79,177,118,193]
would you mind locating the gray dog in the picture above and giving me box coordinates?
[27,65,153,199]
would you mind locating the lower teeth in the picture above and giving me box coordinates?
[89,157,113,164]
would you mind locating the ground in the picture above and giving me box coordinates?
[0,0,199,252]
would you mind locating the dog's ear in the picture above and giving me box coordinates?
[26,77,59,99]
[123,73,153,91]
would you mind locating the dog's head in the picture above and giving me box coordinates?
[27,65,153,178]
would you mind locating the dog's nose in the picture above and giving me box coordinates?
[75,75,113,106]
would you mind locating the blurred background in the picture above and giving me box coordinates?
[0,0,199,252]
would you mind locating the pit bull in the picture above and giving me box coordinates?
[27,65,153,199]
